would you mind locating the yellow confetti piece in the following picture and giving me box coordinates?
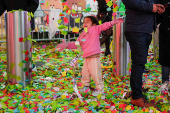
[29,28,32,32]
[72,28,79,33]
[55,23,58,28]
[10,63,15,70]
[46,1,49,7]
[113,6,119,12]
[126,105,131,111]
[75,18,80,23]
[105,109,111,112]
[97,94,101,100]
[101,64,112,69]
[17,76,21,81]
[28,17,31,21]
[61,95,66,99]
[156,110,160,113]
[13,75,17,79]
[68,10,71,15]
[62,71,66,76]
[84,27,88,32]
[72,9,76,14]
[63,6,66,10]
[99,20,102,25]
[31,12,34,17]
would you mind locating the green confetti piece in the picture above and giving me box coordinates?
[58,24,68,29]
[1,103,7,109]
[22,50,27,53]
[46,82,52,88]
[23,68,27,72]
[29,57,32,62]
[61,30,68,35]
[23,38,27,42]
[85,7,91,12]
[2,96,9,102]
[22,60,27,63]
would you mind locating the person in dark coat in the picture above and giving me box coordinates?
[157,0,170,91]
[96,0,113,56]
[122,0,165,108]
[0,0,39,30]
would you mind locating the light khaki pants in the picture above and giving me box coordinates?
[81,56,104,91]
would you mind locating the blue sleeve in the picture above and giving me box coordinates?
[0,0,6,16]
[122,0,153,13]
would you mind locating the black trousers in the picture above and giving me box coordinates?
[125,31,152,99]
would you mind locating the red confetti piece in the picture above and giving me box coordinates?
[25,50,29,55]
[25,57,29,62]
[26,72,28,76]
[19,37,23,42]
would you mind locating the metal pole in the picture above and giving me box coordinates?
[6,11,32,87]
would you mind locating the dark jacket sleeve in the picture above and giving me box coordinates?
[25,0,39,13]
[122,0,153,13]
[0,0,6,16]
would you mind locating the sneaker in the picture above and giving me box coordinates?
[158,81,169,94]
[80,86,91,93]
[131,97,155,108]
[92,89,104,96]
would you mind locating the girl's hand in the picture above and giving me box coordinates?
[111,18,124,25]
[56,39,68,52]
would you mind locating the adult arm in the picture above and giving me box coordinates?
[121,0,153,13]
[0,0,6,16]
[25,0,39,13]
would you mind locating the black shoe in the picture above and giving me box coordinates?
[104,50,111,56]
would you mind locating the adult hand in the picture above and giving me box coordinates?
[56,39,68,52]
[152,4,164,13]
[157,5,165,14]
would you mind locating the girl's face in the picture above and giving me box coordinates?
[83,18,96,29]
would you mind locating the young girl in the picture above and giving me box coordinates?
[57,16,124,96]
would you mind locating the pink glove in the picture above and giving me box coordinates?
[111,18,124,25]
[56,39,68,52]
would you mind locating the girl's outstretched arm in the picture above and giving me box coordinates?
[96,18,124,33]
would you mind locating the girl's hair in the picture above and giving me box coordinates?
[84,16,99,25]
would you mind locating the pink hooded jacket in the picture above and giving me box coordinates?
[68,21,115,58]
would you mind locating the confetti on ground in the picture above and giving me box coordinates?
[0,42,169,112]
